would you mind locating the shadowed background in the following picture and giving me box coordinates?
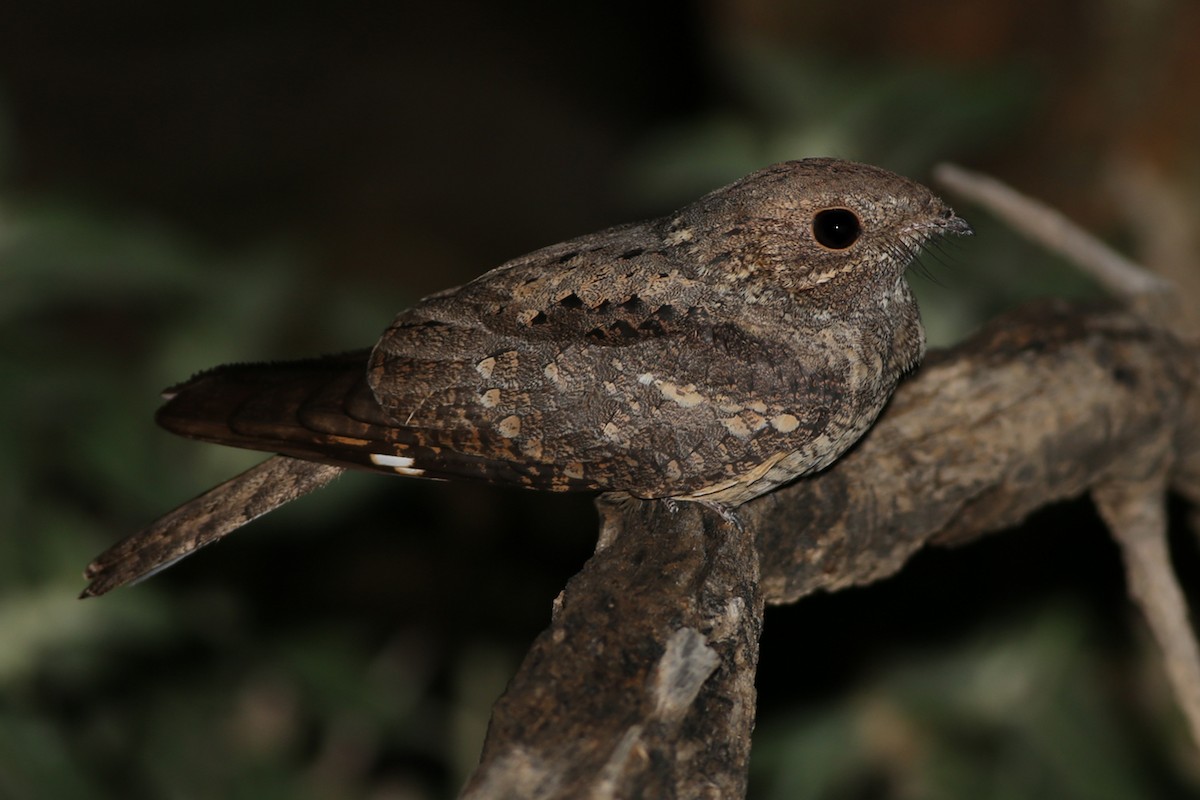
[2,1,1199,797]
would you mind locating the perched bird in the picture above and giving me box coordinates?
[82,158,970,597]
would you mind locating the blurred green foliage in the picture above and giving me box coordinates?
[0,113,478,798]
[753,605,1165,800]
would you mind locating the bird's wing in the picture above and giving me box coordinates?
[152,349,609,492]
[150,192,874,499]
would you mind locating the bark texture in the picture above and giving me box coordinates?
[461,498,762,799]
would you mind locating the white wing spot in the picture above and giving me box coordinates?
[371,453,416,468]
[369,453,425,476]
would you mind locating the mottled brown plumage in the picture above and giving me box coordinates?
[82,158,970,596]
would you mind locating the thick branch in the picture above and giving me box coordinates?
[461,498,762,799]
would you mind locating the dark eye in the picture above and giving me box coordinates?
[812,208,862,249]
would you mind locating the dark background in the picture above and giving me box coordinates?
[2,2,1199,797]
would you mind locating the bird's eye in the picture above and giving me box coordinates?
[812,208,862,250]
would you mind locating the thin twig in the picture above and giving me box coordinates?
[81,456,345,596]
[1094,474,1200,752]
[933,163,1174,310]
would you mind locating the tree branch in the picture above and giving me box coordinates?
[748,301,1196,601]
[933,163,1175,315]
[1095,473,1200,749]
[461,498,762,799]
